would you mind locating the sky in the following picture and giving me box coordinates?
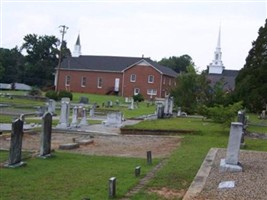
[1,0,266,72]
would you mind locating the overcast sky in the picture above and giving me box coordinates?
[1,0,266,72]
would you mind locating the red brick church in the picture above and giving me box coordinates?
[55,35,178,99]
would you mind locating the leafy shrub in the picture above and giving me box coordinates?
[28,87,42,96]
[133,93,144,102]
[45,90,58,100]
[58,90,73,101]
[201,101,243,127]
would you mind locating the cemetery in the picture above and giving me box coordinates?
[0,91,267,199]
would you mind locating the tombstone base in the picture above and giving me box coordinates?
[4,161,27,168]
[38,154,52,159]
[56,123,69,129]
[219,159,243,172]
[59,143,80,150]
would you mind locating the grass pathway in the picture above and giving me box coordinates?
[120,159,168,200]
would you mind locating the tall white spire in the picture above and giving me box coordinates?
[73,34,81,57]
[208,26,224,74]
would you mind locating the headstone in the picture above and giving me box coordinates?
[164,97,169,115]
[47,99,56,115]
[104,112,122,127]
[89,103,96,117]
[79,108,88,126]
[5,119,26,168]
[79,96,89,104]
[135,166,141,177]
[220,122,243,172]
[37,106,47,117]
[39,112,52,158]
[261,110,266,119]
[237,110,246,146]
[56,98,70,129]
[125,97,129,103]
[78,105,83,117]
[156,103,164,119]
[177,107,181,117]
[147,151,152,165]
[128,98,134,110]
[71,106,78,127]
[169,96,174,115]
[218,181,235,189]
[109,177,116,198]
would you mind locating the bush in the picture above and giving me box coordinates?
[58,90,73,101]
[201,101,243,127]
[28,87,42,96]
[133,93,144,102]
[45,90,58,100]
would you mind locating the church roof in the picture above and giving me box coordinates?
[60,55,178,77]
[207,69,239,91]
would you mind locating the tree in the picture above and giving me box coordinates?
[20,34,60,87]
[20,34,71,88]
[0,47,25,83]
[235,19,267,112]
[171,64,198,113]
[158,54,194,73]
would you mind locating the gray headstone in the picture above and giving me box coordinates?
[56,99,70,129]
[79,108,88,126]
[105,112,122,127]
[47,99,56,115]
[128,98,134,110]
[40,112,52,157]
[225,122,243,165]
[109,177,116,198]
[164,97,169,115]
[71,106,78,127]
[7,119,25,167]
[220,122,243,172]
[79,96,89,104]
[177,107,181,117]
[156,103,164,118]
[147,151,152,165]
[135,166,141,177]
[169,97,174,115]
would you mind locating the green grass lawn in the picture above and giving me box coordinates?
[1,91,267,199]
[127,117,267,200]
[0,152,158,200]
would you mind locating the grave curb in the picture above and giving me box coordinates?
[183,148,218,200]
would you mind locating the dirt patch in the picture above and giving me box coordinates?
[0,132,181,158]
[149,187,186,199]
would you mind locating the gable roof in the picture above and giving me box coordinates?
[207,69,239,91]
[60,55,178,77]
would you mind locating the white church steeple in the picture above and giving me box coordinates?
[208,26,224,74]
[73,34,81,57]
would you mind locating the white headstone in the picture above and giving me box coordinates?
[71,106,78,127]
[128,98,134,110]
[47,99,56,114]
[79,108,88,126]
[56,99,70,129]
[105,112,122,127]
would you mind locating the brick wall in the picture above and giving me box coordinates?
[57,70,123,95]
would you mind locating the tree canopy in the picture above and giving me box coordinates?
[235,19,267,112]
[0,47,25,83]
[158,54,194,73]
